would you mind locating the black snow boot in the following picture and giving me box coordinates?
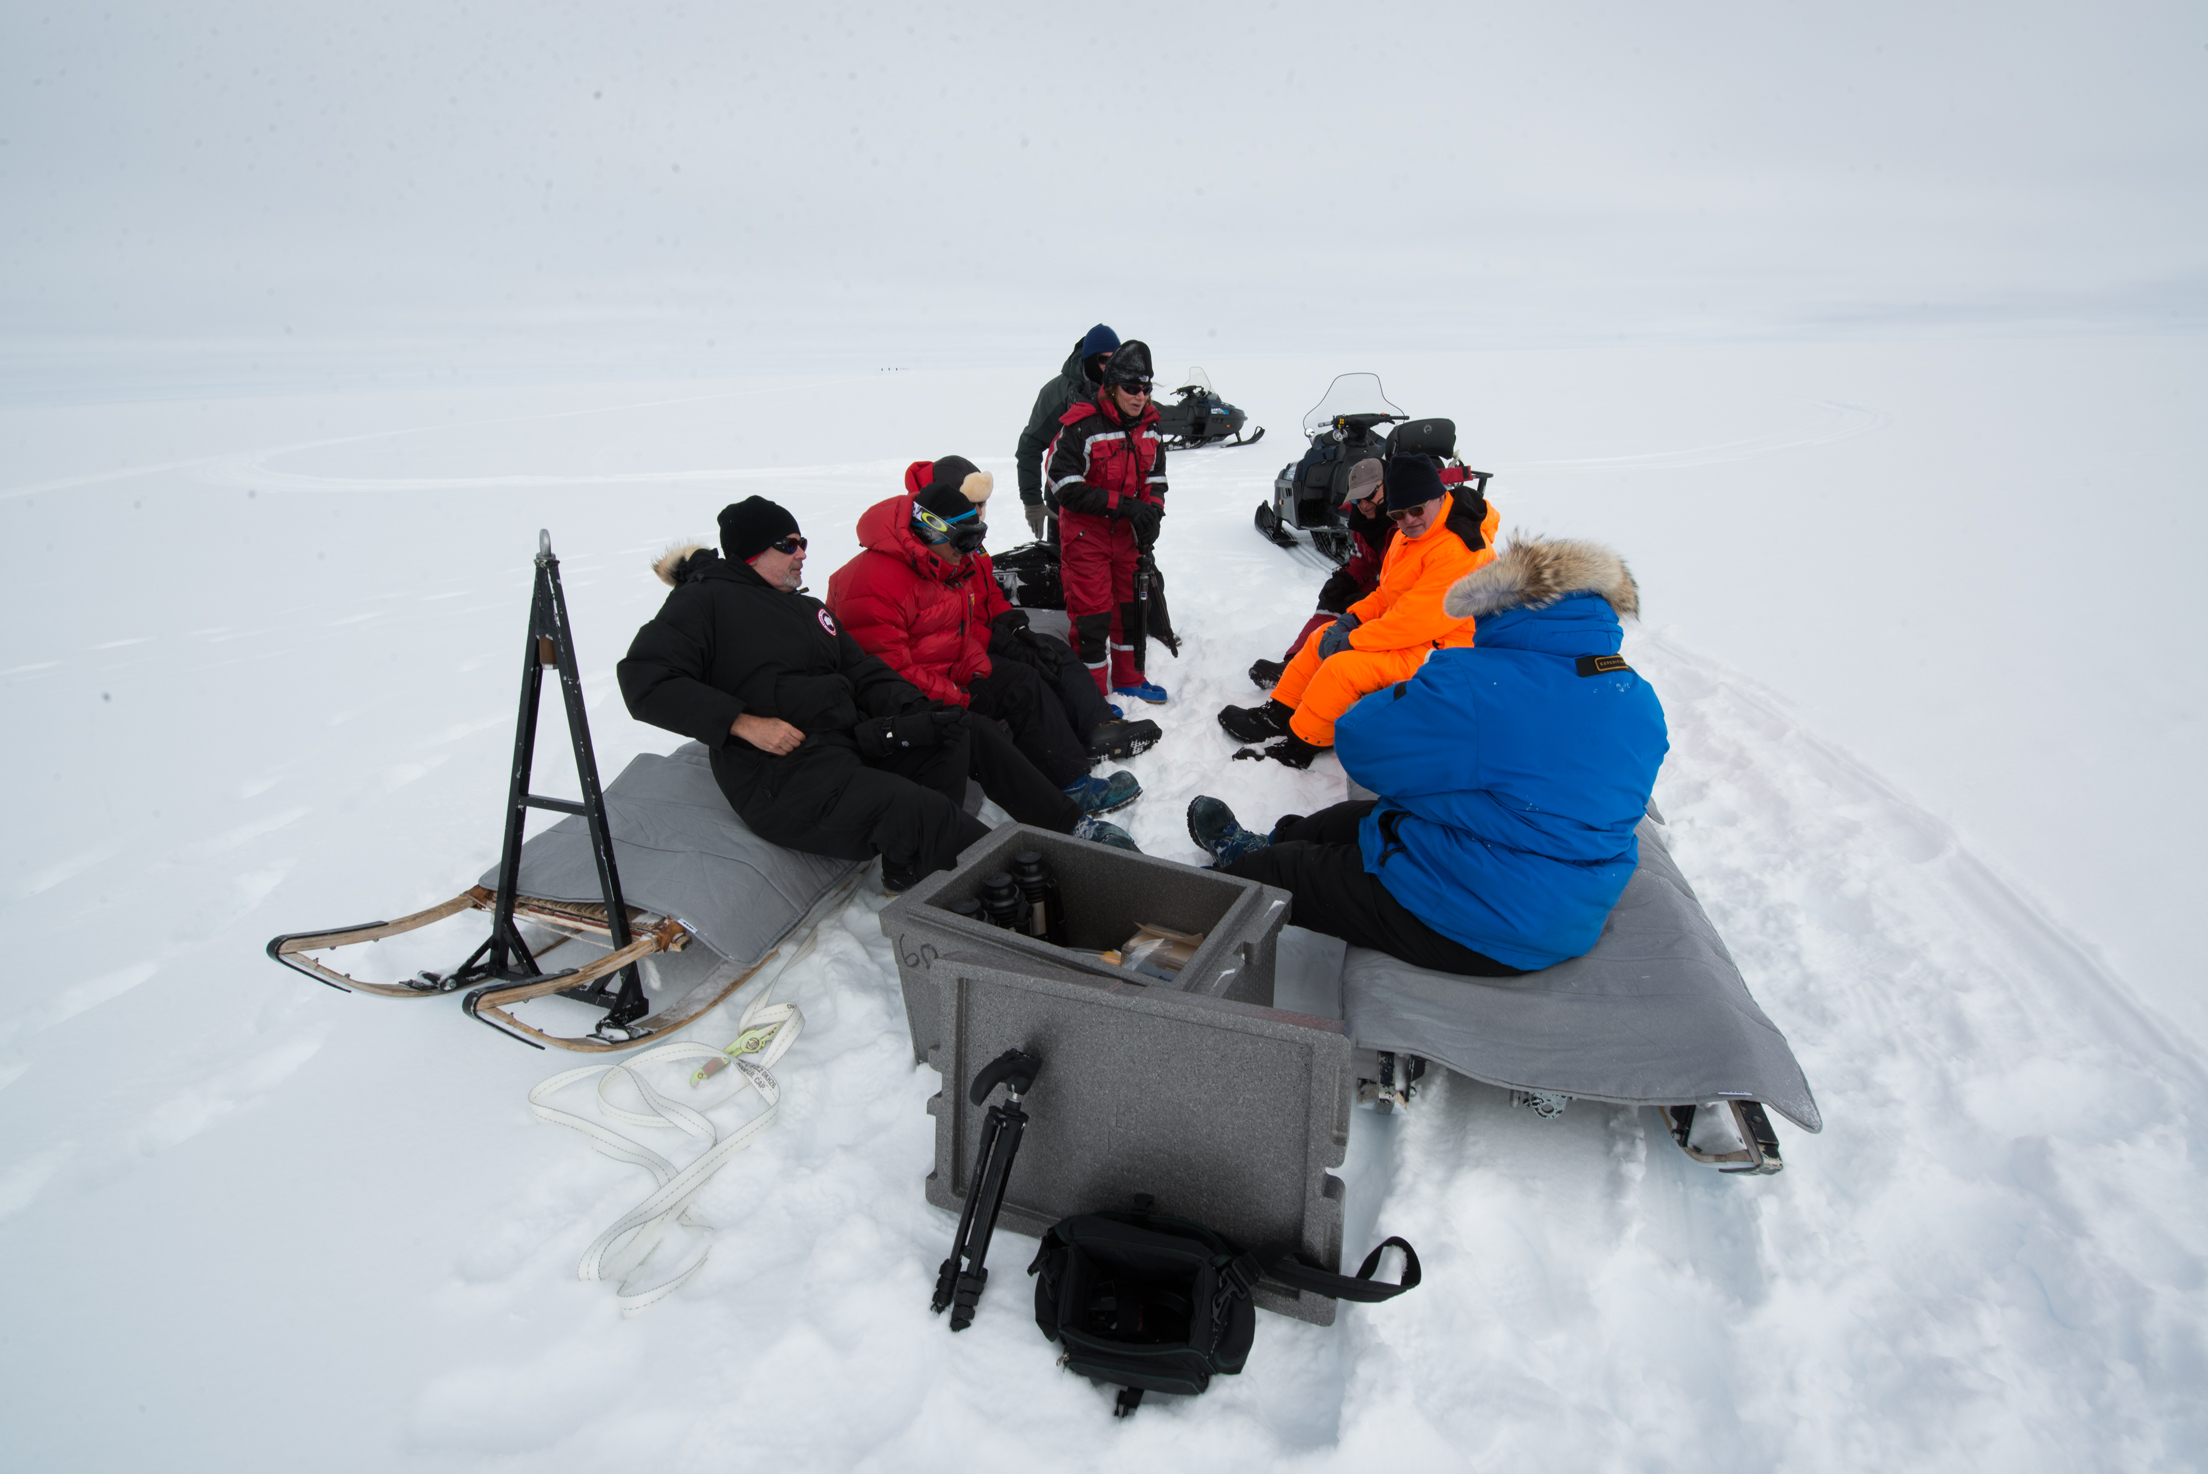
[1248,657,1287,689]
[1087,717,1162,762]
[1217,700,1292,743]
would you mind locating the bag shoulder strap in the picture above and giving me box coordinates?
[1261,1236,1422,1304]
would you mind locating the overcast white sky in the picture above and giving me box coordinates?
[4,0,2204,388]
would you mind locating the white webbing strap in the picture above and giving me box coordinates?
[527,996,803,1313]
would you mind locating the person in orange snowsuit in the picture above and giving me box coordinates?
[1217,453,1498,767]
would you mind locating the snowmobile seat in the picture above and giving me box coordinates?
[1330,803,1820,1161]
[1388,417,1457,461]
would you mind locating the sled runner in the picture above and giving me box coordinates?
[268,531,862,1052]
[1329,804,1819,1174]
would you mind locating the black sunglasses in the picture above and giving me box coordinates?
[1116,380,1154,394]
[770,534,808,554]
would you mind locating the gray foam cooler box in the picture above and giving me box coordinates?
[879,824,1356,1325]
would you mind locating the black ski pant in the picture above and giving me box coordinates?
[967,657,1090,788]
[1035,633,1115,742]
[717,734,988,883]
[1223,800,1528,978]
[963,708,1084,833]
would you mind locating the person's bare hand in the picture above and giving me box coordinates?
[731,712,804,755]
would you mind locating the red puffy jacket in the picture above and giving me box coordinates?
[824,479,1011,708]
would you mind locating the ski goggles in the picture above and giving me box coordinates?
[769,534,808,554]
[913,504,988,552]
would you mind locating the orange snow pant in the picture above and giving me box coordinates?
[1271,628,1434,747]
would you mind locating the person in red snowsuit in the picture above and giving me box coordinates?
[825,457,1144,816]
[1043,339,1169,703]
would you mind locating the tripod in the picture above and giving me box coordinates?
[931,1047,1042,1331]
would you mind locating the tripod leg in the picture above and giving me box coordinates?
[948,1101,1028,1331]
[932,1109,1004,1314]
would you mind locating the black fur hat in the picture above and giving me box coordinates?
[1104,339,1154,387]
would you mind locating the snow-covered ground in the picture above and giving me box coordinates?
[3,342,2204,1470]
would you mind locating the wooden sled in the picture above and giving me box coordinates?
[268,530,863,1053]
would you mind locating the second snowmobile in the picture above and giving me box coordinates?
[1154,366,1263,450]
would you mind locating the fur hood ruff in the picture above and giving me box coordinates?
[653,541,715,586]
[1443,536,1640,621]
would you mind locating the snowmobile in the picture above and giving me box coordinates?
[1153,366,1263,450]
[1259,373,1404,567]
[1259,373,1493,569]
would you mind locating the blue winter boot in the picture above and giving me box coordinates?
[1062,769,1142,816]
[1071,815,1140,851]
[1112,680,1170,705]
[1186,796,1271,868]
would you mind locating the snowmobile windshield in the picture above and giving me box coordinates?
[1176,366,1215,396]
[1301,373,1405,437]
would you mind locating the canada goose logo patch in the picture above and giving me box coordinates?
[818,609,838,635]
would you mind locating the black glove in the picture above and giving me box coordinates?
[1316,569,1361,615]
[854,706,960,759]
[989,611,1065,677]
[1123,499,1163,549]
[1318,613,1360,659]
[1017,627,1066,676]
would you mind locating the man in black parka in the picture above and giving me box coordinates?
[1013,323,1117,541]
[618,497,1013,889]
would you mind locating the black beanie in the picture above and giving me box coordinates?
[1384,453,1446,511]
[718,496,801,562]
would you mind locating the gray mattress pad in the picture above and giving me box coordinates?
[479,742,857,967]
[1340,818,1821,1132]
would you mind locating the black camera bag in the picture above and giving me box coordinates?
[1029,1207,1420,1416]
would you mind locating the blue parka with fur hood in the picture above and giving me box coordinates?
[1335,537,1669,970]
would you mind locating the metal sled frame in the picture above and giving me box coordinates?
[1662,1100,1785,1175]
[267,529,855,1052]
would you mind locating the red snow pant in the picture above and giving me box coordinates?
[1272,627,1434,747]
[1059,509,1144,695]
[1281,610,1336,664]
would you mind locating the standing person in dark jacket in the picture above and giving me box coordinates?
[1044,339,1170,703]
[618,497,1132,892]
[1014,324,1118,541]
